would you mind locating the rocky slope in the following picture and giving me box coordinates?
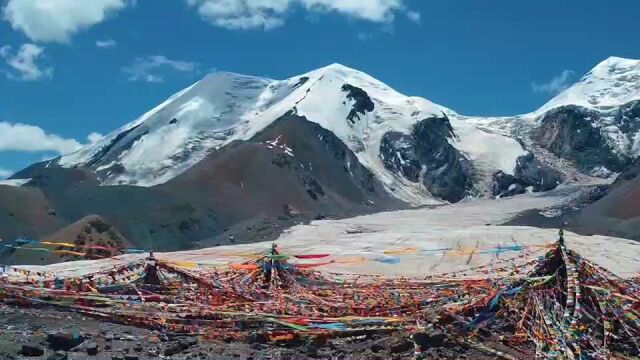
[1,112,400,262]
[571,160,640,240]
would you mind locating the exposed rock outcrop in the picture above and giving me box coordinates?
[532,105,632,174]
[380,115,473,202]
[341,84,375,124]
[491,153,562,198]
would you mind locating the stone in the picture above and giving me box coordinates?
[163,342,185,356]
[412,332,447,349]
[304,344,318,357]
[177,337,197,348]
[370,341,385,353]
[390,339,413,354]
[46,351,68,360]
[21,344,45,357]
[248,334,267,344]
[85,341,99,356]
[47,332,85,351]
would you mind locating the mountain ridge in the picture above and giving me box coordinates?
[3,57,640,255]
[37,57,639,201]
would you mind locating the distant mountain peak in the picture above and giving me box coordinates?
[591,56,640,74]
[540,56,640,112]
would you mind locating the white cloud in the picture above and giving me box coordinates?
[406,10,420,24]
[0,167,13,179]
[87,132,105,143]
[122,55,200,83]
[532,70,575,95]
[0,43,53,81]
[189,0,286,30]
[186,0,419,30]
[0,121,83,155]
[2,0,130,43]
[357,32,373,41]
[95,39,117,48]
[301,0,403,22]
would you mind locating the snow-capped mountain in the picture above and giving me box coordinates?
[42,57,640,205]
[53,63,534,204]
[4,56,640,255]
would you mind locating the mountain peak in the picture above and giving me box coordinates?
[306,63,373,80]
[587,56,640,79]
[317,62,358,72]
[594,55,639,68]
[198,70,274,84]
[539,56,640,112]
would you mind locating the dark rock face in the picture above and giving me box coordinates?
[292,76,309,88]
[614,100,640,135]
[86,124,148,168]
[341,84,374,124]
[492,172,526,198]
[380,115,473,203]
[379,132,421,182]
[245,112,391,204]
[532,105,631,173]
[492,153,562,198]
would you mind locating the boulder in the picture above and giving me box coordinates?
[47,332,85,351]
[412,332,447,348]
[85,341,99,355]
[163,341,189,356]
[390,339,413,354]
[21,344,45,357]
[370,340,385,353]
[46,350,68,360]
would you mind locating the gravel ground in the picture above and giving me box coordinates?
[0,305,519,360]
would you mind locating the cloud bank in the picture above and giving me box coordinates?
[186,0,418,30]
[2,0,130,43]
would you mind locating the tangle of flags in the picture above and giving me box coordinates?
[1,238,147,258]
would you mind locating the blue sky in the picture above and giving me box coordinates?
[0,0,639,177]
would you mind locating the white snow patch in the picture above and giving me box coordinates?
[451,116,527,175]
[0,178,31,187]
